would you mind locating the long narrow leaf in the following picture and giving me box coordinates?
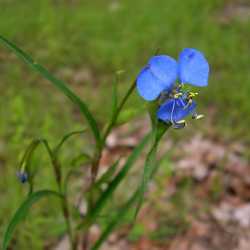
[2,190,62,250]
[77,132,152,230]
[86,159,120,197]
[135,121,170,218]
[91,190,139,250]
[87,133,151,218]
[54,129,87,154]
[95,159,120,187]
[0,35,101,149]
[134,144,157,218]
[92,149,166,249]
[91,154,167,249]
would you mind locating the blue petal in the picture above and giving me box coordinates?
[136,67,167,101]
[149,55,178,91]
[178,48,209,87]
[157,97,196,122]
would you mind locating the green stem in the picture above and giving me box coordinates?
[61,193,75,250]
[44,141,76,250]
[53,157,75,250]
[102,80,136,142]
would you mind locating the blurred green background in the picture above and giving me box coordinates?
[0,0,250,249]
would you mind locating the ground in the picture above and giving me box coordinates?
[0,0,250,249]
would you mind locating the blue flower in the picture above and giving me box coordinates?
[157,94,199,128]
[136,48,209,127]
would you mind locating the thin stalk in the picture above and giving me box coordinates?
[61,193,75,250]
[43,141,76,250]
[103,80,136,142]
[53,156,75,250]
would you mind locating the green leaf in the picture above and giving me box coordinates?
[77,132,152,230]
[0,35,101,150]
[95,159,120,187]
[134,144,157,219]
[91,190,139,250]
[134,121,170,219]
[86,160,121,198]
[91,122,169,249]
[2,190,62,250]
[54,129,87,154]
[91,144,169,250]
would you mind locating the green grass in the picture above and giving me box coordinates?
[0,0,250,249]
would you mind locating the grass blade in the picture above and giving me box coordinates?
[77,132,152,230]
[134,144,157,218]
[86,159,121,197]
[54,128,87,154]
[91,155,166,250]
[91,190,139,250]
[2,190,62,250]
[95,159,120,187]
[0,35,101,149]
[87,133,151,219]
[134,121,170,219]
[91,142,168,249]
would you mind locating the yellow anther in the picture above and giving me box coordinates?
[176,119,186,125]
[194,114,204,120]
[188,92,199,98]
[174,92,183,98]
[192,113,204,120]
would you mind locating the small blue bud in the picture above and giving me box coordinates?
[17,171,28,183]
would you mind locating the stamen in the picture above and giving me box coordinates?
[172,120,186,129]
[174,92,183,98]
[183,99,193,109]
[170,99,176,124]
[188,92,198,98]
[192,113,204,120]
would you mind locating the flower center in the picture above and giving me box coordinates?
[160,83,204,129]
